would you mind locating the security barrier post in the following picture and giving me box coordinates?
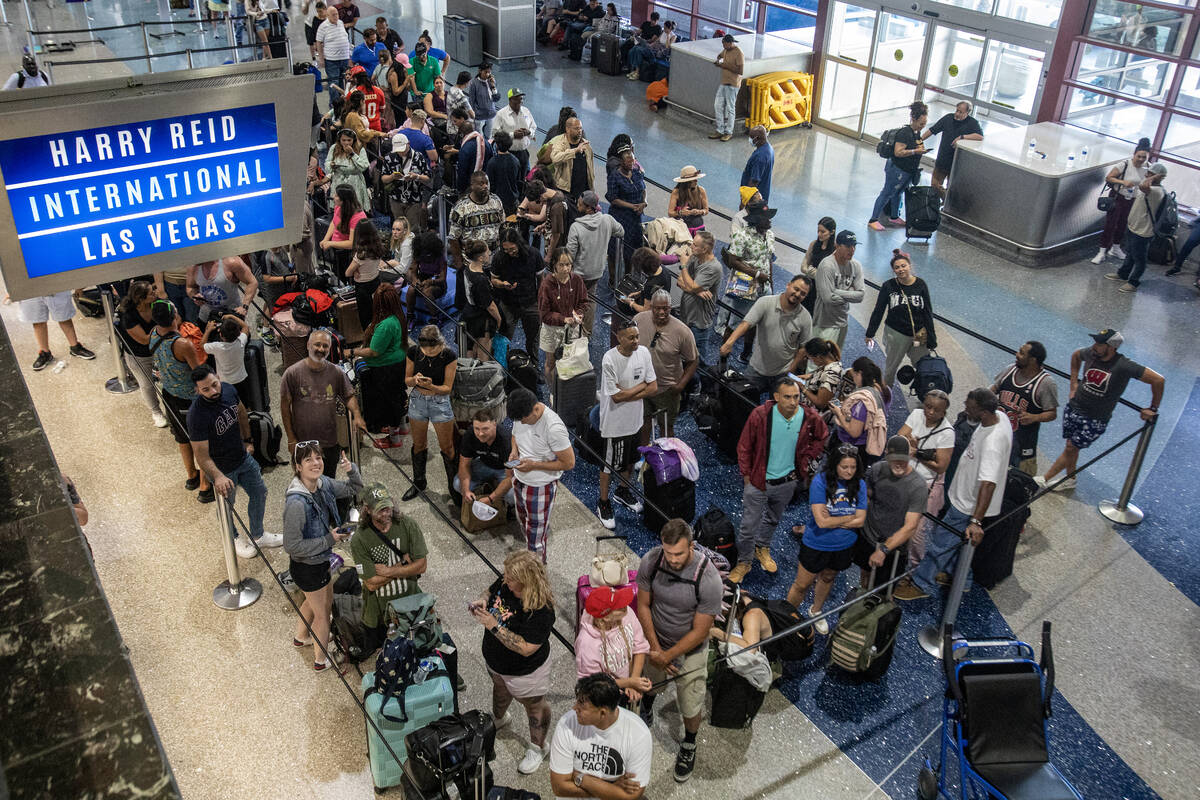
[1098,419,1155,526]
[212,492,262,610]
[101,291,138,394]
[918,540,975,658]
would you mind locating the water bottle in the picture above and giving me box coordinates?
[1028,138,1037,155]
[1081,145,1089,158]
[414,657,434,684]
[1067,151,1075,167]
[51,361,67,374]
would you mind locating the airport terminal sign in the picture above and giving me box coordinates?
[0,103,283,278]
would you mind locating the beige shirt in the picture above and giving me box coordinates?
[718,46,744,87]
[633,311,698,394]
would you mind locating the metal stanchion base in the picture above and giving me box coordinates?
[1098,499,1144,526]
[918,624,965,659]
[212,577,262,610]
[105,375,139,394]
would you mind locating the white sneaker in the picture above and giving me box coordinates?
[517,745,548,775]
[234,536,257,558]
[1052,477,1077,491]
[494,710,513,730]
[257,532,284,548]
[813,615,830,635]
[1090,249,1107,265]
[1109,245,1126,260]
[151,411,168,428]
[1033,475,1047,490]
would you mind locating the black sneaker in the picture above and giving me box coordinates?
[184,476,201,491]
[68,343,96,360]
[674,743,696,783]
[597,499,615,530]
[613,486,644,513]
[197,488,215,504]
[31,350,53,371]
[638,699,654,727]
[1166,266,1182,276]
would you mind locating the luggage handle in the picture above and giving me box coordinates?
[594,534,628,556]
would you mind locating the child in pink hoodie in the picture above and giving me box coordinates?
[574,585,652,705]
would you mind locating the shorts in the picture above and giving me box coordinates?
[644,390,681,425]
[489,655,552,699]
[1062,404,1107,450]
[464,313,497,342]
[304,20,318,45]
[539,324,567,355]
[601,433,638,474]
[643,645,707,719]
[798,541,854,574]
[289,557,332,593]
[254,16,271,32]
[164,392,195,445]
[850,535,904,581]
[409,391,454,424]
[18,291,75,324]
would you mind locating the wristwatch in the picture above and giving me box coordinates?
[574,773,584,788]
[969,517,982,527]
[877,543,889,555]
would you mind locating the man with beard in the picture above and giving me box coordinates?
[280,328,367,478]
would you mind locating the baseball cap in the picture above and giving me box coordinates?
[391,133,410,152]
[836,230,858,247]
[579,190,600,210]
[362,482,395,512]
[1147,162,1168,177]
[722,34,737,43]
[1090,328,1124,348]
[885,435,911,463]
[507,87,525,98]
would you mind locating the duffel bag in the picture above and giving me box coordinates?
[450,358,506,423]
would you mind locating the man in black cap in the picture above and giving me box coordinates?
[812,229,864,352]
[710,34,743,142]
[857,435,928,592]
[1036,329,1163,492]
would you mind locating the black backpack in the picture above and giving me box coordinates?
[247,410,282,468]
[332,591,370,663]
[876,127,903,158]
[694,507,737,565]
[1147,190,1179,265]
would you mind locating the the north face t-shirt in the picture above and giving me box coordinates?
[548,709,652,799]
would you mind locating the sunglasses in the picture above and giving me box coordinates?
[649,331,662,349]
[836,444,860,457]
[294,440,321,456]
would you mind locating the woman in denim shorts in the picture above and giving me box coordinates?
[403,324,458,501]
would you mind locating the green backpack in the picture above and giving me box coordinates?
[385,592,445,656]
[829,592,902,679]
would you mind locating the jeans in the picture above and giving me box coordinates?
[474,118,494,139]
[1176,223,1200,273]
[913,505,972,595]
[737,479,796,562]
[714,84,738,136]
[1116,231,1152,286]
[232,2,247,45]
[688,324,714,369]
[325,58,349,104]
[715,295,754,345]
[452,462,517,506]
[627,43,651,71]
[226,453,267,541]
[871,160,916,222]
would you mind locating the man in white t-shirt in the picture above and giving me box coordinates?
[508,388,576,563]
[549,673,651,800]
[911,388,1011,598]
[315,5,351,104]
[597,319,657,530]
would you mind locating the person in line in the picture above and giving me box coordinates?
[283,442,362,674]
[1092,138,1149,264]
[549,673,652,800]
[412,30,451,74]
[909,389,1011,599]
[150,300,211,501]
[407,41,441,94]
[574,587,652,706]
[405,230,448,326]
[675,231,723,368]
[492,226,545,356]
[710,34,743,142]
[730,377,829,585]
[786,445,866,635]
[486,132,524,216]
[187,255,258,324]
[740,126,775,203]
[462,240,502,361]
[117,282,167,427]
[892,389,954,599]
[729,186,761,237]
[1106,162,1168,293]
[567,190,624,336]
[422,74,451,125]
[828,356,890,467]
[189,365,282,558]
[868,101,929,231]
[992,341,1059,476]
[468,62,501,137]
[350,284,408,446]
[202,314,250,405]
[335,0,360,28]
[402,325,458,501]
[800,216,836,315]
[324,126,370,221]
[716,200,777,363]
[456,408,516,511]
[386,217,414,275]
[865,248,937,390]
[1036,329,1163,492]
[550,117,595,200]
[507,388,576,562]
[538,248,589,384]
[812,230,863,352]
[315,4,351,105]
[321,184,369,279]
[606,144,647,262]
[856,436,928,590]
[344,218,386,330]
[449,171,507,307]
[623,247,671,315]
[636,519,723,783]
[720,275,813,398]
[668,166,709,233]
[470,550,557,774]
[374,15,403,52]
[300,0,326,59]
[493,88,538,175]
[519,179,569,255]
[597,319,657,529]
[634,290,698,441]
[351,25,386,72]
[920,100,983,198]
[382,134,431,232]
[798,337,847,421]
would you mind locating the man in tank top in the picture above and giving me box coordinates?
[187,256,259,323]
[991,341,1059,476]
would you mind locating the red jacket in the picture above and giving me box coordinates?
[737,401,829,492]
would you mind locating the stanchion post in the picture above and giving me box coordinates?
[1,0,10,28]
[212,492,262,610]
[226,15,239,62]
[186,48,193,68]
[100,291,139,394]
[918,540,975,658]
[1099,419,1155,526]
[346,403,361,465]
[140,21,154,72]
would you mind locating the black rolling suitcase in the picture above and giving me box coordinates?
[971,468,1036,589]
[552,369,596,431]
[642,470,695,536]
[715,372,759,460]
[240,338,270,412]
[568,36,585,61]
[506,348,540,396]
[904,185,942,240]
[593,33,622,75]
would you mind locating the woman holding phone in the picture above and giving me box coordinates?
[403,325,458,502]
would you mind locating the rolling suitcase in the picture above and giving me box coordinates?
[593,33,622,75]
[829,560,901,680]
[971,468,1036,589]
[579,404,606,467]
[904,185,942,240]
[552,369,597,431]
[568,35,585,61]
[575,572,638,633]
[506,348,540,396]
[240,338,270,412]
[362,656,455,791]
[716,372,758,460]
[405,711,497,800]
[642,467,695,536]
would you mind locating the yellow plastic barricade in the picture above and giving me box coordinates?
[745,71,813,132]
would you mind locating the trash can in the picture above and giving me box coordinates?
[457,18,485,67]
[443,15,463,63]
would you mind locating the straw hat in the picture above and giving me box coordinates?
[674,165,706,183]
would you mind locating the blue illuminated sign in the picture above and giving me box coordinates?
[0,103,283,279]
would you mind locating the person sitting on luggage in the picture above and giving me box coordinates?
[596,318,658,530]
[405,231,449,328]
[575,586,652,706]
[455,408,516,512]
[855,436,928,592]
[507,388,576,563]
[729,376,829,585]
[470,550,557,775]
[635,519,723,783]
[786,445,867,635]
[633,290,698,442]
[537,248,589,385]
[709,591,773,651]
[202,314,250,405]
[549,673,652,800]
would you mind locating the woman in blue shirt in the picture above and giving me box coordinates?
[605,144,646,262]
[786,444,867,634]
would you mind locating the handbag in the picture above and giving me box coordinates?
[1098,162,1127,213]
[900,286,927,347]
[589,534,631,587]
[555,324,592,380]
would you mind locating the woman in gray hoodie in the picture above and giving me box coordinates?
[284,442,364,673]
